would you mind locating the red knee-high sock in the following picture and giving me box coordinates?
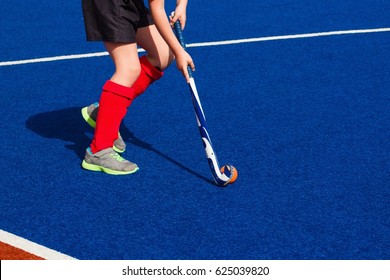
[90,81,136,153]
[133,56,164,97]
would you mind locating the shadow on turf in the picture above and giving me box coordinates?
[25,107,90,159]
[119,125,215,185]
[25,107,214,184]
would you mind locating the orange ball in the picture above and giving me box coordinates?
[221,165,238,184]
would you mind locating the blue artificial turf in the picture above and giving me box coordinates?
[0,0,389,260]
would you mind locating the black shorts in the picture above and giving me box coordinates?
[82,0,154,43]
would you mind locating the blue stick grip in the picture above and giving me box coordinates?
[173,20,186,49]
[173,19,193,78]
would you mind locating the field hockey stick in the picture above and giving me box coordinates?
[172,16,237,186]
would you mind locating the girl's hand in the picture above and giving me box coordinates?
[170,2,187,29]
[175,49,195,83]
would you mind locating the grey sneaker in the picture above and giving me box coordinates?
[81,102,126,153]
[82,147,139,175]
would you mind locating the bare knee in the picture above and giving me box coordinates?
[147,50,174,71]
[104,42,141,87]
[163,50,175,69]
[112,63,141,87]
[135,25,174,71]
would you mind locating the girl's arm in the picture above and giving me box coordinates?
[148,0,195,82]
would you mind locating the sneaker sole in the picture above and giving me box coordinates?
[81,106,126,153]
[82,160,139,175]
[81,106,97,128]
[112,145,125,154]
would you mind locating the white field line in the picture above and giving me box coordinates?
[0,229,77,260]
[1,27,390,67]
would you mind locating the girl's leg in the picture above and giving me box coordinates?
[86,25,175,164]
[82,42,141,175]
